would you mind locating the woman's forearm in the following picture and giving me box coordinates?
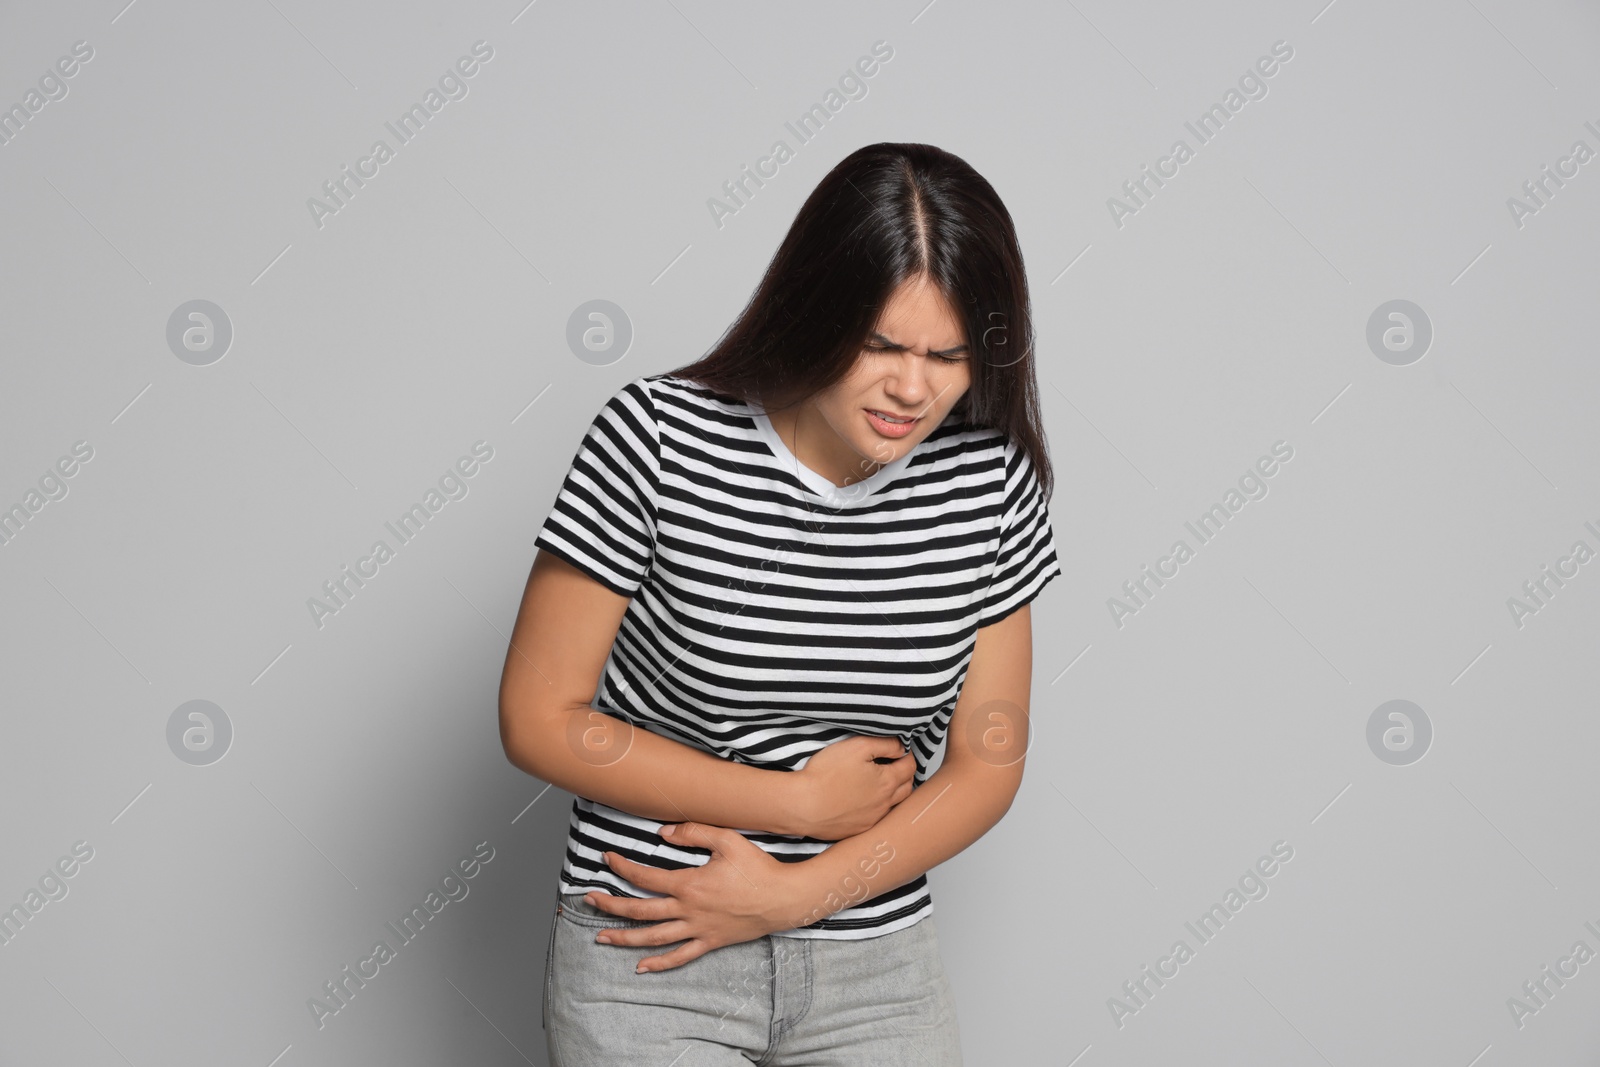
[501,701,810,837]
[777,757,1021,929]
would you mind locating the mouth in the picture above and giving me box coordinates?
[865,408,921,437]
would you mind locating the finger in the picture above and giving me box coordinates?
[639,938,714,973]
[585,892,679,923]
[594,919,692,949]
[602,850,673,894]
[890,779,913,805]
[663,821,740,854]
[864,735,908,760]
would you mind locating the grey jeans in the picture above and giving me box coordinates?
[544,891,963,1065]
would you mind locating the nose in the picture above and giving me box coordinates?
[883,351,932,407]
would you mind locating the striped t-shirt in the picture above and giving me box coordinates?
[533,372,1063,939]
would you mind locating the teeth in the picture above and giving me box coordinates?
[872,410,913,423]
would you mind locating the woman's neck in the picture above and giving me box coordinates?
[767,402,883,489]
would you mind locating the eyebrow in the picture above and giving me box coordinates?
[868,332,970,357]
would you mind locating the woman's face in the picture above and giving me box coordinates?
[803,276,972,484]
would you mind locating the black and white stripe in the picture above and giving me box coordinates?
[533,373,1062,939]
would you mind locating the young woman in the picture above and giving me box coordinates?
[500,142,1062,1066]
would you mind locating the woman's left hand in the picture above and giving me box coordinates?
[586,822,811,973]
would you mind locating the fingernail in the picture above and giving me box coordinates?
[596,933,610,944]
[660,824,677,834]
[584,893,597,906]
[636,963,648,974]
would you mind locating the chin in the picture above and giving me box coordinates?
[867,433,912,461]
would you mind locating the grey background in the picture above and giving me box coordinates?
[2,0,1597,1064]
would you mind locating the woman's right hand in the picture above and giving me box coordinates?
[792,735,916,841]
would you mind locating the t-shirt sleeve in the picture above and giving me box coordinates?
[533,377,660,598]
[978,437,1063,627]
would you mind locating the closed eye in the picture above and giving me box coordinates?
[864,343,968,364]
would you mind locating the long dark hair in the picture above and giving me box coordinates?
[671,141,1053,500]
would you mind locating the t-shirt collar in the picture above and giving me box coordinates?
[750,410,923,507]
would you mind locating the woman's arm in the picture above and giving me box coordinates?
[774,602,1036,927]
[499,550,913,838]
[582,603,1039,971]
